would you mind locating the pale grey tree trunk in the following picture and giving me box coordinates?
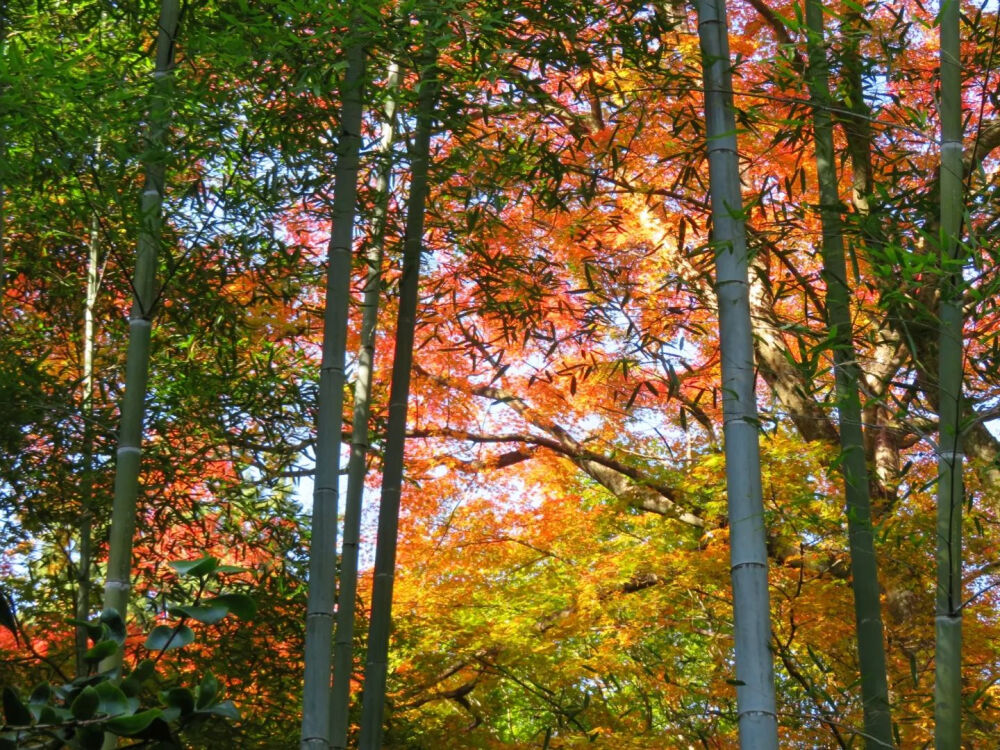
[357,58,439,750]
[935,0,964,745]
[329,60,399,750]
[301,39,366,750]
[804,3,893,746]
[100,0,179,653]
[694,0,778,746]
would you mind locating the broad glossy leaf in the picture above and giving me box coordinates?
[195,672,219,710]
[65,618,103,644]
[163,687,195,716]
[130,659,157,682]
[28,682,52,706]
[2,687,32,727]
[94,681,129,717]
[145,624,195,651]
[83,639,118,664]
[206,593,257,619]
[168,602,229,624]
[74,725,104,750]
[134,716,178,746]
[121,676,142,698]
[70,686,100,720]
[105,709,162,736]
[168,557,219,578]
[214,564,248,574]
[201,699,239,720]
[38,704,65,724]
[0,589,17,645]
[98,609,127,644]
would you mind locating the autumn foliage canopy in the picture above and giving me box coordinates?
[2,0,1000,747]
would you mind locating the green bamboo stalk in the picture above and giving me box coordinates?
[76,181,102,676]
[694,0,778,746]
[100,0,178,659]
[300,38,366,750]
[329,60,399,750]
[357,58,439,750]
[935,0,964,745]
[805,2,893,745]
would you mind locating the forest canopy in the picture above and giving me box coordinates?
[1,0,999,747]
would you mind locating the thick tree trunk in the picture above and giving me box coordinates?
[934,0,964,744]
[100,0,178,658]
[694,1,778,747]
[329,60,399,750]
[357,58,439,750]
[300,38,366,750]
[805,3,893,745]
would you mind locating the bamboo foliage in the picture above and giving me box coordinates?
[300,36,367,750]
[100,0,179,661]
[0,0,6,311]
[804,2,893,745]
[694,0,778,746]
[357,55,440,750]
[935,0,964,744]
[329,61,400,750]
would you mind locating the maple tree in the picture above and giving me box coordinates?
[3,0,1000,748]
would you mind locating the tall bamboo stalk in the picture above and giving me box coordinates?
[329,61,399,750]
[935,0,964,745]
[805,2,893,745]
[357,58,439,750]
[100,0,178,654]
[694,0,778,746]
[300,38,366,750]
[76,183,102,676]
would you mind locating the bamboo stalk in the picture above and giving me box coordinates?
[76,173,102,676]
[329,60,399,750]
[100,0,179,652]
[357,57,439,750]
[300,37,367,750]
[805,2,893,745]
[694,0,778,746]
[935,0,964,745]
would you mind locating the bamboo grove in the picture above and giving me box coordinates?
[2,0,1000,747]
